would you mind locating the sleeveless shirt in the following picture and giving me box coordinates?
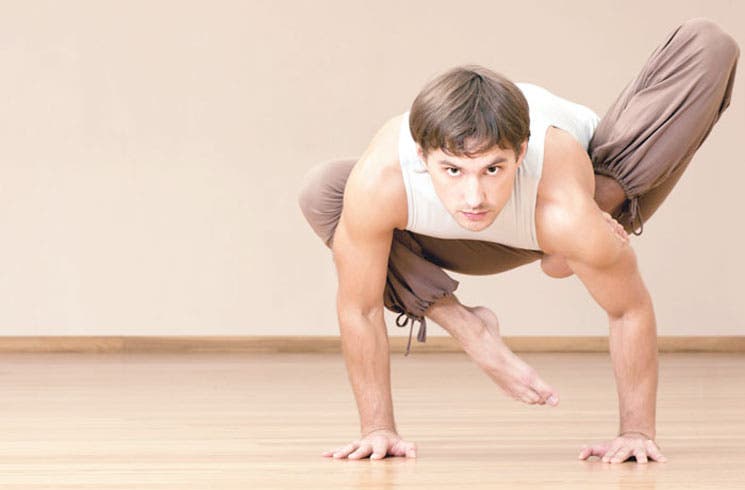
[398,82,600,251]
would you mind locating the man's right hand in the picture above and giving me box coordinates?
[321,428,418,460]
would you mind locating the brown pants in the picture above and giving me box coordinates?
[298,18,740,354]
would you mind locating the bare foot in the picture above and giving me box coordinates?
[465,305,560,407]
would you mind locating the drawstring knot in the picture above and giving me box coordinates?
[395,312,427,356]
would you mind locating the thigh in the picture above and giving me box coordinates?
[589,18,739,235]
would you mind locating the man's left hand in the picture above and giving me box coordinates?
[578,432,668,464]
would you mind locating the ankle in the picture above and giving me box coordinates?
[594,174,626,215]
[436,305,487,346]
[425,296,497,348]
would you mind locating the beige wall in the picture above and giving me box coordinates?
[0,1,742,337]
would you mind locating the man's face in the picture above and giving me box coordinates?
[417,139,527,232]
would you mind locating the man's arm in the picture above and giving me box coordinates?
[319,138,418,459]
[331,165,397,435]
[561,209,658,439]
[540,197,666,463]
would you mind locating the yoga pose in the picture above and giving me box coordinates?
[299,18,738,463]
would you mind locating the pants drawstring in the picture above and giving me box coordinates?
[395,312,427,356]
[628,196,645,236]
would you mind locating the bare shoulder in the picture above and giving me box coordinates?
[535,126,597,255]
[538,126,595,203]
[344,113,409,231]
[536,128,633,272]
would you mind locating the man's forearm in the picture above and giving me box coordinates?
[608,300,659,438]
[338,309,397,435]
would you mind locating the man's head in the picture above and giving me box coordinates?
[410,65,530,231]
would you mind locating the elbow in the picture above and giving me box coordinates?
[540,254,575,278]
[337,303,385,325]
[607,294,654,324]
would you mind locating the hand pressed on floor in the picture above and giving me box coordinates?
[578,433,667,464]
[321,428,417,460]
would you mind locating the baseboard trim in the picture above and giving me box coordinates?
[0,335,743,353]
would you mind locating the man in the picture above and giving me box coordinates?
[298,18,738,463]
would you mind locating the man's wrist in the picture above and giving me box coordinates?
[618,429,655,440]
[361,425,397,437]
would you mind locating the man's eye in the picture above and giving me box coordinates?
[486,166,500,175]
[446,168,460,176]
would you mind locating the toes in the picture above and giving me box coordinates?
[529,378,558,405]
[517,387,541,404]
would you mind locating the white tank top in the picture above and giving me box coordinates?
[398,82,600,250]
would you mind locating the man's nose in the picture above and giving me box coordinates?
[464,177,485,209]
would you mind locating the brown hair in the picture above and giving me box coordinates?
[409,64,530,159]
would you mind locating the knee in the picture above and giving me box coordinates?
[298,160,343,213]
[297,159,356,245]
[678,18,740,70]
[297,161,330,217]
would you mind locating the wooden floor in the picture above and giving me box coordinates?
[0,351,743,489]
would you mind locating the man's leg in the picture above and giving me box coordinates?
[425,292,560,406]
[590,18,739,234]
[545,18,739,278]
[594,174,626,216]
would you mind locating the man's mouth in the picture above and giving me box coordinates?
[462,210,488,221]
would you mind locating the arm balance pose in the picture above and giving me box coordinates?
[299,18,739,463]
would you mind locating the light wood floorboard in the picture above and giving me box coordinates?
[0,352,743,489]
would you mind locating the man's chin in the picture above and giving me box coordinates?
[456,216,494,231]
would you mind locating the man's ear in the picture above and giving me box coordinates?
[416,145,429,169]
[416,145,425,161]
[516,140,528,165]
